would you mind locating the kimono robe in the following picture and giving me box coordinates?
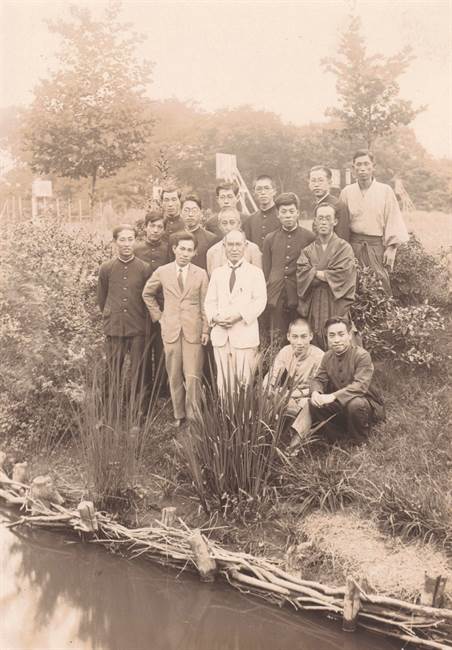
[296,234,356,349]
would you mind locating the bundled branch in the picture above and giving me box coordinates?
[0,467,451,650]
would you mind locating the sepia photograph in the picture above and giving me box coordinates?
[0,1,451,648]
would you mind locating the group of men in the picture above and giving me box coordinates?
[97,149,408,444]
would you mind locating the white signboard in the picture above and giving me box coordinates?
[216,153,237,180]
[32,180,53,198]
[331,168,341,188]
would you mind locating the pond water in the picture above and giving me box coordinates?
[0,510,401,650]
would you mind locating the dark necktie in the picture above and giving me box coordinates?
[229,263,242,292]
[177,268,184,292]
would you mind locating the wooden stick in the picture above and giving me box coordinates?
[343,576,361,632]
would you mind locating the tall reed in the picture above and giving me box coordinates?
[180,357,295,520]
[74,361,163,510]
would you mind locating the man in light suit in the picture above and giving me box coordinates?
[205,229,267,394]
[142,232,209,426]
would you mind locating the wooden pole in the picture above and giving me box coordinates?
[188,530,217,582]
[343,576,361,632]
[56,198,60,218]
[68,199,72,220]
[18,196,23,218]
[78,199,82,220]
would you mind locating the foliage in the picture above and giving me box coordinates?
[391,233,448,305]
[22,3,154,206]
[322,16,425,148]
[352,264,446,367]
[74,365,161,510]
[282,447,359,517]
[180,362,292,522]
[0,217,108,449]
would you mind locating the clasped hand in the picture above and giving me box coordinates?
[311,390,336,407]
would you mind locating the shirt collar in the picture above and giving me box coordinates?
[176,263,189,273]
[228,258,244,269]
[282,225,298,233]
[316,192,331,205]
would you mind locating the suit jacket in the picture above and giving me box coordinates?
[142,262,209,344]
[205,260,267,349]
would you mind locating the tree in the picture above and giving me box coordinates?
[322,16,425,148]
[23,2,154,208]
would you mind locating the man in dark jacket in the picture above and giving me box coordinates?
[244,174,280,251]
[290,316,384,446]
[263,192,315,336]
[97,224,151,400]
[309,166,350,242]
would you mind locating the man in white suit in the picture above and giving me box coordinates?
[142,232,209,426]
[205,229,267,394]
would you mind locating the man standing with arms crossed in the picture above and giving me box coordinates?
[142,232,209,427]
[339,150,409,294]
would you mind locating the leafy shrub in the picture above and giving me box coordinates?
[391,233,448,306]
[352,265,446,367]
[0,218,109,448]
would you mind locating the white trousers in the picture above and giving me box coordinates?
[213,341,257,395]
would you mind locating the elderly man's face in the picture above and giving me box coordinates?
[218,213,241,235]
[224,230,246,264]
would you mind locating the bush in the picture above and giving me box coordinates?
[391,234,448,306]
[352,265,446,367]
[0,218,109,448]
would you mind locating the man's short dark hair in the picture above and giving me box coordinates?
[325,316,352,333]
[288,317,312,334]
[275,192,300,210]
[161,186,182,200]
[144,210,164,226]
[112,224,136,240]
[352,149,374,163]
[215,181,239,197]
[253,174,276,189]
[170,230,197,249]
[309,165,332,180]
[314,202,337,218]
[181,194,202,210]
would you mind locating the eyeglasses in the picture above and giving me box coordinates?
[182,207,200,214]
[255,185,273,193]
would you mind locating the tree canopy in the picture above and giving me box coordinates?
[22,2,154,206]
[322,16,425,148]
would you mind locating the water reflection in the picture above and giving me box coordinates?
[0,511,399,650]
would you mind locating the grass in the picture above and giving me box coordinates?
[73,362,163,511]
[280,363,452,549]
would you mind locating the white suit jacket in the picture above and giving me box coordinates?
[205,260,267,349]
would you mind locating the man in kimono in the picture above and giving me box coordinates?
[263,192,315,336]
[339,150,409,294]
[291,316,384,445]
[207,207,262,277]
[296,203,356,349]
[308,166,350,241]
[265,318,324,420]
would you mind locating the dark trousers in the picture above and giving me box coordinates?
[105,335,149,406]
[309,396,372,443]
[143,323,169,398]
[269,291,298,338]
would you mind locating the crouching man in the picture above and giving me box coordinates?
[291,316,384,445]
[265,318,323,419]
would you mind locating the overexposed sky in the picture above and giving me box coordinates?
[1,0,451,158]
